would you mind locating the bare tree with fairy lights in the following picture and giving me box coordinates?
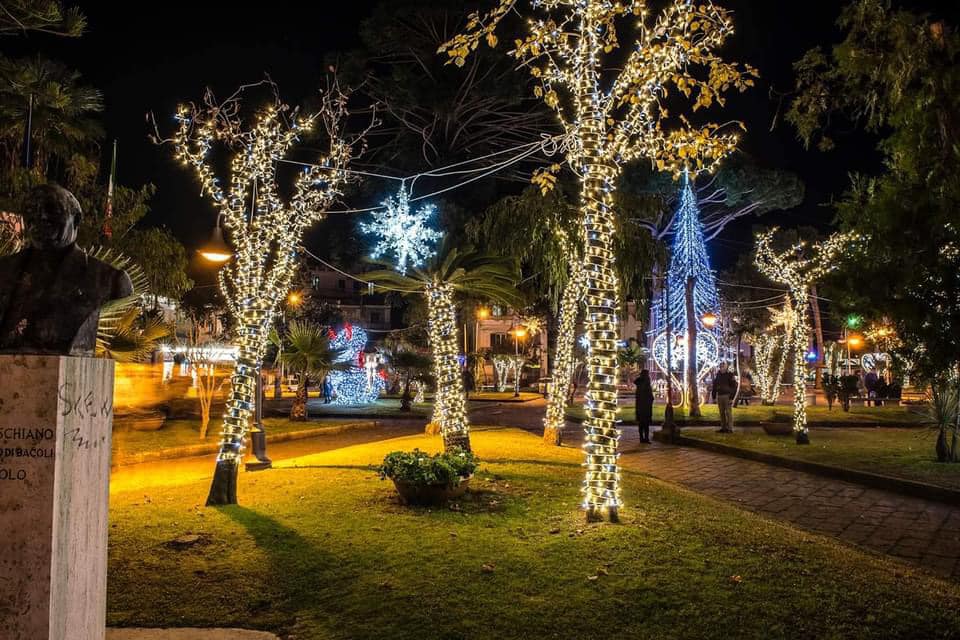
[441,0,756,521]
[161,80,372,505]
[755,228,859,445]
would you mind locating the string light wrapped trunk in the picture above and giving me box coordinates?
[426,281,471,450]
[544,257,586,445]
[755,228,859,444]
[441,0,756,520]
[166,82,367,505]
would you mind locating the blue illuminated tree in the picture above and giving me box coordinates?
[652,174,722,409]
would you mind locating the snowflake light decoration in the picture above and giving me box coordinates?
[361,185,441,274]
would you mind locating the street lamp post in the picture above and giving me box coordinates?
[511,323,527,398]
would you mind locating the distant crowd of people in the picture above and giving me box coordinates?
[632,362,903,438]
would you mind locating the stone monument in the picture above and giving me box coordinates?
[0,184,132,640]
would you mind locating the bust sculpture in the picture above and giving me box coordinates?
[0,184,134,357]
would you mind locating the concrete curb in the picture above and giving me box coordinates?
[565,415,925,429]
[665,432,960,507]
[112,421,379,467]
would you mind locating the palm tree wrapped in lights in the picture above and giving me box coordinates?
[166,81,370,505]
[441,0,757,521]
[367,239,522,452]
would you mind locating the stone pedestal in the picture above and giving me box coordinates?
[0,355,114,640]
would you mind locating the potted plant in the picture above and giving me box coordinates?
[378,448,479,505]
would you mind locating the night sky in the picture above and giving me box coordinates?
[10,0,960,271]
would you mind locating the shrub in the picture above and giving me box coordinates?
[378,448,479,487]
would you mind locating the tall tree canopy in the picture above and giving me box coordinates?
[788,0,960,380]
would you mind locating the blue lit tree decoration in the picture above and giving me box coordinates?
[652,173,722,409]
[361,185,442,275]
[326,323,386,405]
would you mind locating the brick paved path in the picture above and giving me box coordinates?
[620,443,960,579]
[471,399,960,578]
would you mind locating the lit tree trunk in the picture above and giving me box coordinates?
[198,364,214,439]
[791,292,810,445]
[426,282,470,451]
[290,372,308,421]
[810,284,825,390]
[544,259,585,445]
[685,276,701,417]
[206,316,268,505]
[580,151,622,523]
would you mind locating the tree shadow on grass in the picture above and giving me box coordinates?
[219,505,365,637]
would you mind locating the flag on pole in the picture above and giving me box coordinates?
[102,140,117,240]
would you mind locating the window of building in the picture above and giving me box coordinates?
[353,281,361,291]
[491,333,509,349]
[337,279,346,290]
[492,305,505,317]
[370,311,382,324]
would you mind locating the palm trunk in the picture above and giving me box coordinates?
[290,372,308,421]
[685,276,701,417]
[544,258,585,445]
[791,294,810,445]
[579,153,622,522]
[206,314,268,506]
[426,282,470,451]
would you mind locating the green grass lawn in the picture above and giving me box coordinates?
[111,418,362,465]
[685,427,960,490]
[107,429,960,639]
[567,402,926,426]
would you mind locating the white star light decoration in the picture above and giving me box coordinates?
[362,185,441,274]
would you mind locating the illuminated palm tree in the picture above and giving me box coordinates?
[367,239,522,451]
[272,322,351,421]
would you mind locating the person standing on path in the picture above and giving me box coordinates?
[712,362,737,433]
[634,369,654,444]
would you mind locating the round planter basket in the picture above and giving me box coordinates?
[392,475,472,506]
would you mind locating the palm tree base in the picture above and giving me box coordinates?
[543,426,563,446]
[443,431,471,452]
[585,506,619,523]
[206,459,238,506]
[795,431,810,445]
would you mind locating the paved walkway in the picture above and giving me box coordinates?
[620,442,960,579]
[468,399,960,579]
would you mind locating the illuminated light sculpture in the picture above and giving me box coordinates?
[755,228,860,444]
[169,83,366,505]
[492,353,526,393]
[361,185,442,275]
[442,0,756,521]
[652,174,722,407]
[327,324,386,405]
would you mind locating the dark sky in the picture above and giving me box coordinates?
[13,0,960,271]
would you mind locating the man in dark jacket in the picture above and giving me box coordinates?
[711,362,738,433]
